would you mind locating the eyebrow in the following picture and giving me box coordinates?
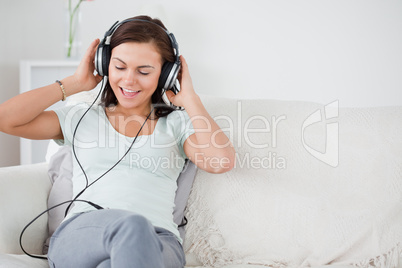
[112,57,155,69]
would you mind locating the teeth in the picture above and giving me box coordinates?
[121,88,139,93]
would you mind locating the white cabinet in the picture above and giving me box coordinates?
[19,61,79,165]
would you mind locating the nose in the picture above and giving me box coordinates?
[123,69,136,85]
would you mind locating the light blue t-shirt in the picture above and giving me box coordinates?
[54,103,194,243]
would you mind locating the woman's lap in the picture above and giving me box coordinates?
[47,209,185,268]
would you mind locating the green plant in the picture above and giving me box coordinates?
[67,0,93,58]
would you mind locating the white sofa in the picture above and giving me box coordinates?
[1,95,402,268]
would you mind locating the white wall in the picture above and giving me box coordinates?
[1,0,401,167]
[0,0,64,167]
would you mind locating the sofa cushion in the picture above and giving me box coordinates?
[183,96,402,267]
[0,253,357,268]
[43,145,74,254]
[0,254,49,268]
[0,163,51,256]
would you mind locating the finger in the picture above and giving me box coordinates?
[179,55,188,71]
[95,74,103,83]
[179,55,187,65]
[165,90,176,104]
[178,56,186,82]
[179,55,192,79]
[83,39,100,62]
[90,39,100,59]
[86,40,101,73]
[177,68,182,82]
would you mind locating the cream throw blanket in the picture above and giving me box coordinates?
[183,96,402,267]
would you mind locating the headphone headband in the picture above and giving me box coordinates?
[95,18,180,76]
[103,19,179,61]
[94,18,182,106]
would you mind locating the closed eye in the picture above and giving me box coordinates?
[138,65,155,76]
[138,70,150,75]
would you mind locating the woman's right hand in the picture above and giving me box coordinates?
[0,39,104,140]
[71,39,104,93]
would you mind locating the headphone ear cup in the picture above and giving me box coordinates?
[102,45,111,77]
[158,62,173,91]
[94,43,102,76]
[94,41,111,77]
[158,61,180,91]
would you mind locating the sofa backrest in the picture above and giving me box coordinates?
[184,95,402,267]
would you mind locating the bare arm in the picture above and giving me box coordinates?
[166,56,236,174]
[0,39,103,140]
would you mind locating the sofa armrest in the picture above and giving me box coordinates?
[0,163,51,255]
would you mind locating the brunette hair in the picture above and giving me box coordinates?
[100,15,176,117]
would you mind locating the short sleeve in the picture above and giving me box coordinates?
[169,110,195,159]
[53,103,90,146]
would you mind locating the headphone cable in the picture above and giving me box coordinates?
[19,199,104,260]
[64,78,163,216]
[20,80,177,259]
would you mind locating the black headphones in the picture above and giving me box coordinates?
[94,18,181,94]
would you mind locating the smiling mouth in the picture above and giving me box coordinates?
[120,87,141,98]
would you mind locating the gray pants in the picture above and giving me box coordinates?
[47,209,186,268]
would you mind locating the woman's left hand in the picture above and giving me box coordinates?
[165,55,198,108]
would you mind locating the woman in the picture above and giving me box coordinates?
[0,15,235,268]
